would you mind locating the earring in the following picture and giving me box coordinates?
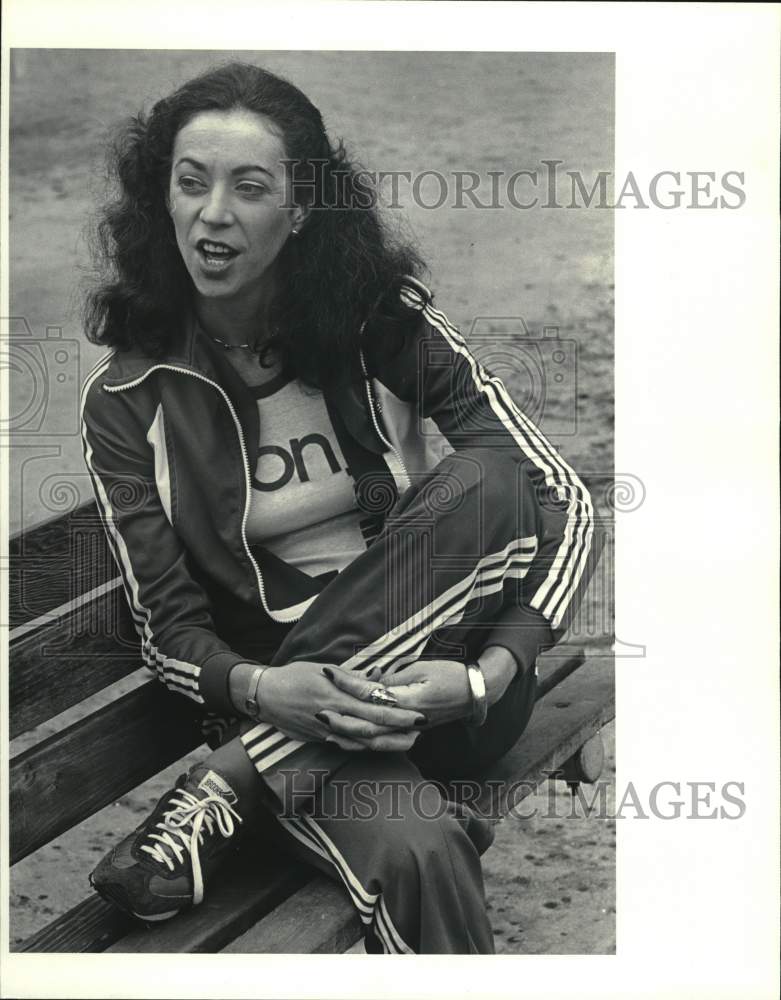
[291,226,299,236]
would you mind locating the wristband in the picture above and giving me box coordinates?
[465,660,488,727]
[244,665,267,720]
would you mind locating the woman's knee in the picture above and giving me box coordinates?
[437,446,527,512]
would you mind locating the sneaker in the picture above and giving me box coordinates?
[89,764,243,922]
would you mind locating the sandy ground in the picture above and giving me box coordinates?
[8,50,614,953]
[484,722,616,955]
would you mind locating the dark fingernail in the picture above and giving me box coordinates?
[315,711,330,725]
[322,667,334,680]
[414,715,428,727]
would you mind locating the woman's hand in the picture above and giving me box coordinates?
[256,661,427,752]
[378,659,473,728]
[323,659,473,732]
[378,646,519,729]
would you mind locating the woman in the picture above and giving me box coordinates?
[80,61,593,954]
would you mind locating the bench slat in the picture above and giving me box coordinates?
[9,501,144,740]
[17,896,135,953]
[10,682,203,864]
[10,599,140,739]
[8,628,585,744]
[535,646,585,697]
[223,877,362,955]
[106,852,311,954]
[9,503,111,630]
[17,853,310,954]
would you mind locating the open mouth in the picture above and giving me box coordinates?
[196,239,239,269]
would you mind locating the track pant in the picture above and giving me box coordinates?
[234,447,542,953]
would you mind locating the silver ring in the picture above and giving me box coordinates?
[369,686,397,706]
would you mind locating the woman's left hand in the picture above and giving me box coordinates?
[382,646,519,728]
[321,659,471,734]
[379,659,473,729]
[323,647,518,739]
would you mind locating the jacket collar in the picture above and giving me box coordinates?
[98,308,388,457]
[100,310,227,388]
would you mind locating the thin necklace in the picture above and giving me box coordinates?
[208,333,257,350]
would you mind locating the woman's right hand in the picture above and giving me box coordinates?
[255,661,426,752]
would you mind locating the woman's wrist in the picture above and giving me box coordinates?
[464,661,488,726]
[228,661,270,718]
[476,645,518,708]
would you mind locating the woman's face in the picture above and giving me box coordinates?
[167,108,300,310]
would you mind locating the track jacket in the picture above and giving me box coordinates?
[80,278,594,721]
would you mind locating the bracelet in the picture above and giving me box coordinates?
[465,660,488,727]
[244,665,267,720]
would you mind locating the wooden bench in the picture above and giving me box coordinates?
[10,499,614,954]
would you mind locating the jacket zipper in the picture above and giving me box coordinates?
[358,348,411,490]
[104,365,300,624]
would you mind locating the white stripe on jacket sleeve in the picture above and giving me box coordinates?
[404,290,594,632]
[79,356,205,704]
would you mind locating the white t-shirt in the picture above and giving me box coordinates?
[222,347,370,579]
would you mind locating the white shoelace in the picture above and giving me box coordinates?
[139,789,242,905]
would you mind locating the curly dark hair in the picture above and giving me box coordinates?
[84,61,426,388]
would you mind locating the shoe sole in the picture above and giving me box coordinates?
[93,882,184,924]
[132,908,181,922]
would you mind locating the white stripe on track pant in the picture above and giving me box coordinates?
[256,748,498,954]
[236,445,548,953]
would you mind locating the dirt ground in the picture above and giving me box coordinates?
[484,721,616,955]
[8,50,614,953]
